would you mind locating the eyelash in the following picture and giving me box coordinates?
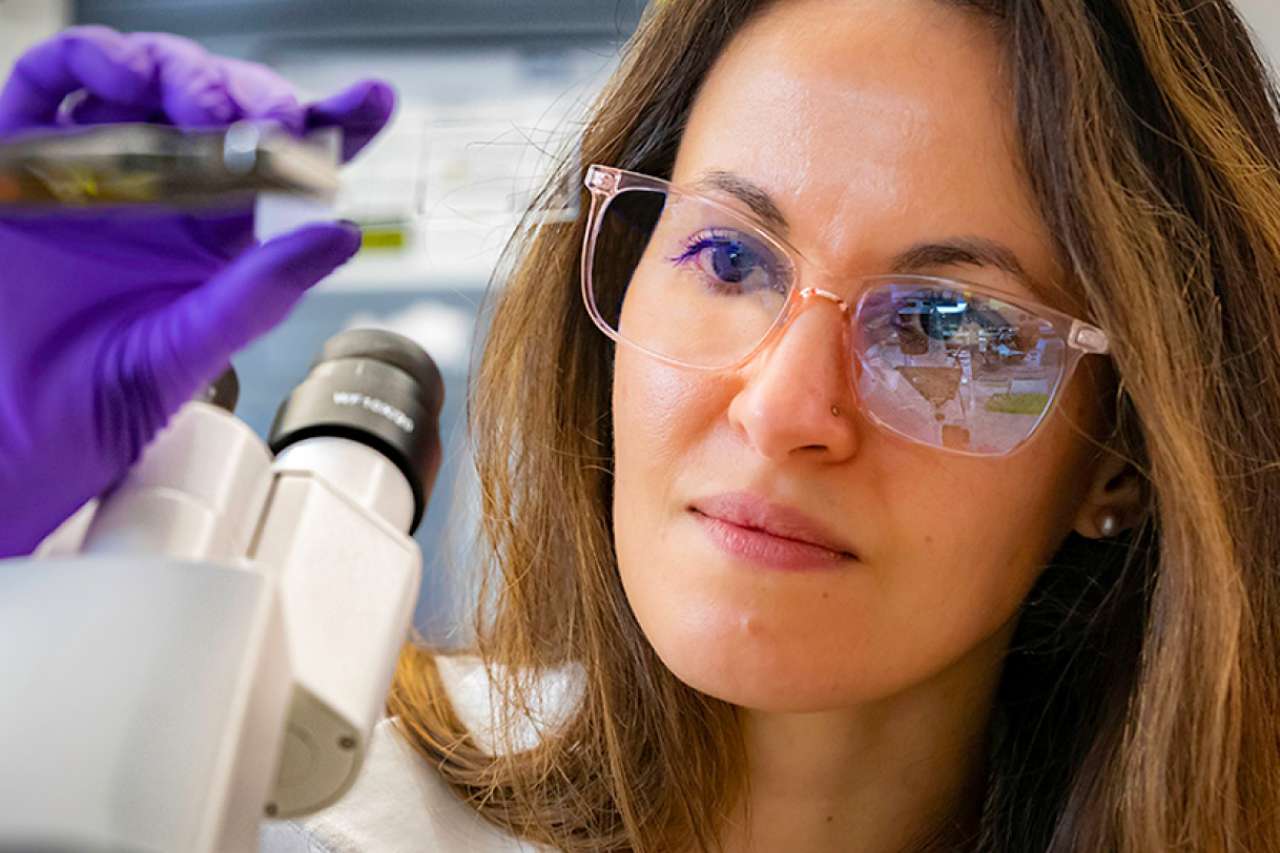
[670,229,742,262]
[667,229,787,294]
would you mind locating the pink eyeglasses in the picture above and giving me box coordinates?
[580,164,1110,456]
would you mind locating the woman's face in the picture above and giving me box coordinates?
[611,0,1109,712]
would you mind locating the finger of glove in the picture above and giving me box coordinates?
[124,37,305,131]
[155,222,361,407]
[0,25,153,135]
[304,79,396,162]
[217,56,305,134]
[66,39,304,132]
[127,32,241,126]
[0,29,240,131]
[38,31,238,128]
[64,94,156,125]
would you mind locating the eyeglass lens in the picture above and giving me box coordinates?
[587,186,1069,455]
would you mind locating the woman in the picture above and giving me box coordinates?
[3,1,1279,851]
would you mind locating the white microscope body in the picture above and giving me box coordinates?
[0,329,443,853]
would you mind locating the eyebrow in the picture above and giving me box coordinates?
[691,170,790,235]
[888,237,1035,291]
[689,169,1039,293]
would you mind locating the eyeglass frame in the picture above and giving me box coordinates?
[579,163,1111,457]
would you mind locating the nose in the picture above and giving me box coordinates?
[726,289,861,462]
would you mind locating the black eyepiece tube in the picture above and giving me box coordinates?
[267,328,445,533]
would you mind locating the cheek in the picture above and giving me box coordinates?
[614,354,698,456]
[611,348,708,575]
[874,456,1070,657]
[863,411,1097,675]
[611,346,724,501]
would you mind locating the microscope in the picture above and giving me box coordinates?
[0,327,444,853]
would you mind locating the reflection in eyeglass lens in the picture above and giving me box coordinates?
[856,285,1065,452]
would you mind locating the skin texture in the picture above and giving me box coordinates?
[610,1,1139,850]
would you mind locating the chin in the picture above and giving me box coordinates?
[670,655,858,712]
[644,619,876,713]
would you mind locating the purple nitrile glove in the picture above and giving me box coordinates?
[0,26,397,557]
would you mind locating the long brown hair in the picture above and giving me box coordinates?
[386,1,1280,850]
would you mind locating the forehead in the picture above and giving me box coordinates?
[671,0,1060,292]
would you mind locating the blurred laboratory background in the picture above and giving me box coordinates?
[0,0,645,646]
[0,0,1277,645]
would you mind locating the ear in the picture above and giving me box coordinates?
[1072,447,1145,539]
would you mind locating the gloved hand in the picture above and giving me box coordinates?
[0,26,397,557]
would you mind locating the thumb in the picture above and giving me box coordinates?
[157,222,361,404]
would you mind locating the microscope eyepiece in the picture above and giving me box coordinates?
[268,328,445,533]
[198,365,240,413]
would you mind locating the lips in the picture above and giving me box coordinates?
[690,491,857,559]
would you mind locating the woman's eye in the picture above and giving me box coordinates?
[700,240,754,283]
[669,231,778,293]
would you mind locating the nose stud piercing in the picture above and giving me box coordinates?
[1099,513,1119,538]
[831,404,841,417]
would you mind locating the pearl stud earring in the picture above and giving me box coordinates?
[1099,514,1119,538]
